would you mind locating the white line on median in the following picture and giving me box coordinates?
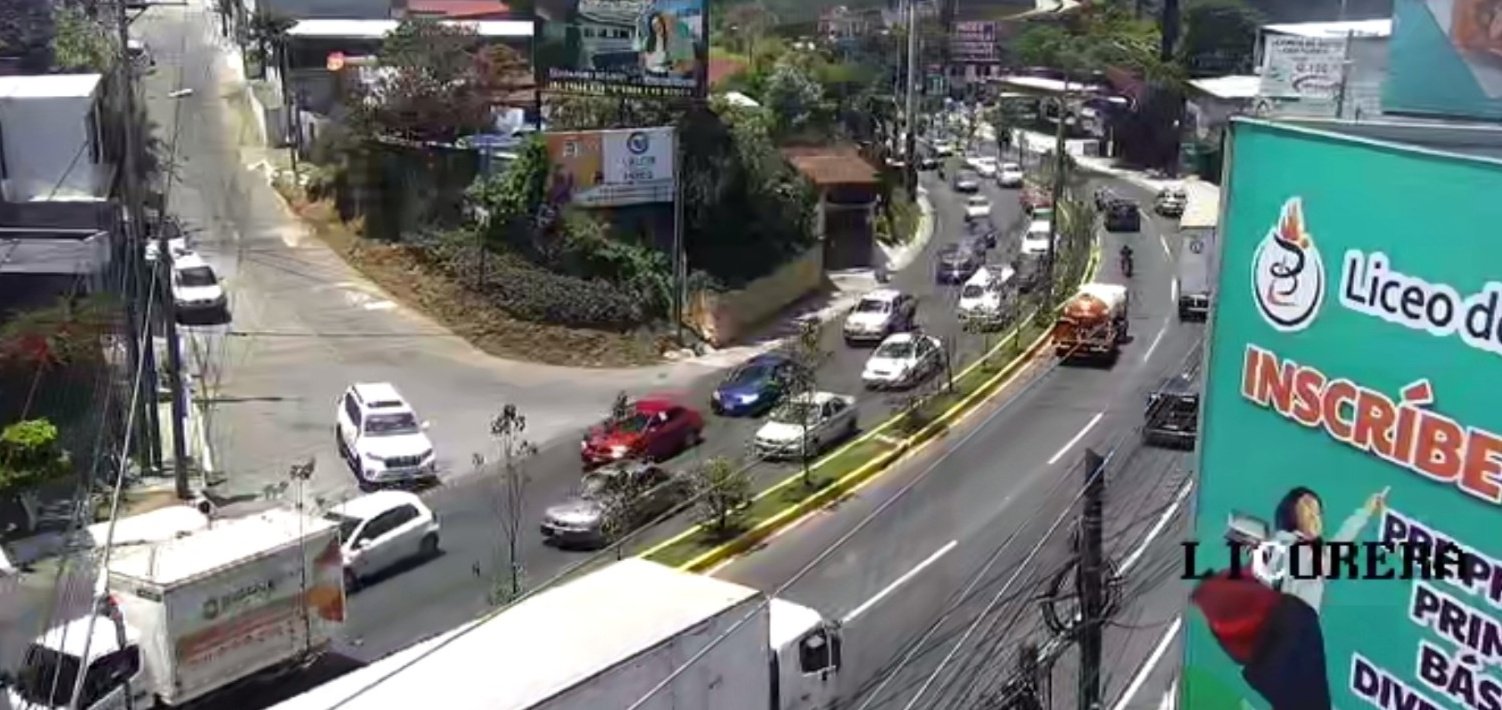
[1111,617,1182,710]
[1141,325,1166,364]
[1047,412,1103,465]
[1159,234,1172,261]
[1119,479,1194,575]
[841,540,958,624]
[1170,277,1178,308]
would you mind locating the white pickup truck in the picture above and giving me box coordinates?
[753,391,859,460]
[3,508,346,710]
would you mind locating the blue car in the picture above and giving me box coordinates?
[711,354,799,416]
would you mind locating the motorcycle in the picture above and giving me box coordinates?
[1120,249,1135,278]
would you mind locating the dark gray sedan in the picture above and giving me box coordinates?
[541,461,689,549]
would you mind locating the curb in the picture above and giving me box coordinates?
[642,240,1104,572]
[882,188,935,272]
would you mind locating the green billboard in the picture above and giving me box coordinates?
[1184,119,1502,710]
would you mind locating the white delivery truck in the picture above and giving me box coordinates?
[1175,183,1219,321]
[2,508,346,710]
[267,558,842,710]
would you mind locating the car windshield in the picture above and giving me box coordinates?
[728,363,775,385]
[611,413,654,433]
[771,401,819,425]
[1003,163,1020,171]
[178,266,216,287]
[968,197,988,206]
[14,645,80,707]
[962,284,986,299]
[323,512,362,543]
[364,412,420,436]
[855,299,890,313]
[876,341,915,359]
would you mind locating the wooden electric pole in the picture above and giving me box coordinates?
[1077,448,1107,710]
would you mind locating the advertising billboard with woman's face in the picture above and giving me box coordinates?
[1384,0,1502,119]
[1184,118,1502,710]
[534,0,707,98]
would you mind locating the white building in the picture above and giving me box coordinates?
[0,74,112,203]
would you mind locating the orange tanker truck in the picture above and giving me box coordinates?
[1054,282,1130,362]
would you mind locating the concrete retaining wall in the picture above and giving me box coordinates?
[687,248,824,347]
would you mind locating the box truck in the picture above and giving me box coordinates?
[2,508,346,709]
[267,558,842,710]
[1175,183,1219,321]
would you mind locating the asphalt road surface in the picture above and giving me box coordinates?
[711,176,1205,710]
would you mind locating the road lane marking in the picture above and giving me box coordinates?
[1047,412,1103,465]
[841,540,958,624]
[1110,617,1182,710]
[1140,325,1167,363]
[1159,234,1172,261]
[1160,678,1179,710]
[1170,277,1178,307]
[1118,479,1194,575]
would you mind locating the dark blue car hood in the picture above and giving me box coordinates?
[716,378,768,398]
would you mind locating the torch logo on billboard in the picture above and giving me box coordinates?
[1252,197,1326,332]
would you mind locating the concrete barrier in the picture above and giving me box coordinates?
[686,248,824,347]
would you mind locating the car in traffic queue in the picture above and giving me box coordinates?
[335,382,438,489]
[1104,200,1142,232]
[1154,186,1187,217]
[540,461,689,549]
[861,333,945,390]
[1094,186,1122,211]
[1142,375,1200,449]
[957,264,1017,330]
[935,240,985,284]
[931,140,955,157]
[710,352,800,416]
[968,156,998,178]
[963,195,992,222]
[997,162,1025,188]
[323,489,440,591]
[967,219,998,249]
[1020,185,1053,213]
[1020,219,1054,257]
[953,171,981,193]
[751,391,859,461]
[917,155,941,170]
[581,398,705,466]
[843,288,918,345]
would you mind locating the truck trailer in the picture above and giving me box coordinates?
[3,508,346,710]
[1055,282,1130,363]
[266,558,842,710]
[1175,183,1219,321]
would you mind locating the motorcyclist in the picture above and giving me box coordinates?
[1120,244,1134,276]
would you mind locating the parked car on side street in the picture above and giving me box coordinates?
[751,391,858,460]
[324,490,440,590]
[582,398,704,466]
[170,252,227,318]
[997,162,1025,188]
[1104,200,1142,232]
[541,461,689,549]
[953,171,981,193]
[964,195,992,222]
[711,352,800,416]
[336,382,437,489]
[862,333,945,390]
[843,288,918,345]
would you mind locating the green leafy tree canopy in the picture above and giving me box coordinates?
[0,418,71,497]
[1178,0,1263,76]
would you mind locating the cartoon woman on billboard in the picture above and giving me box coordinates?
[1191,486,1388,710]
[637,1,698,76]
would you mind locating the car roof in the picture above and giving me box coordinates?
[880,332,919,345]
[634,398,678,413]
[329,490,426,520]
[1154,374,1199,396]
[173,252,210,270]
[351,382,409,409]
[862,288,904,303]
[745,352,791,367]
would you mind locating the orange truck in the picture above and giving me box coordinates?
[1055,283,1130,362]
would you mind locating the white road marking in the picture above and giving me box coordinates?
[1111,617,1183,710]
[1140,325,1167,363]
[1160,678,1179,710]
[1170,277,1179,307]
[1159,234,1172,261]
[363,300,396,311]
[1119,479,1194,575]
[1047,412,1103,465]
[841,540,958,624]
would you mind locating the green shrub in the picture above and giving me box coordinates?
[0,418,71,497]
[479,259,645,329]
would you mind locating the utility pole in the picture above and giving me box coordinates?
[671,128,686,345]
[1077,447,1107,710]
[1045,86,1068,305]
[904,0,919,198]
[158,239,189,498]
[114,0,162,476]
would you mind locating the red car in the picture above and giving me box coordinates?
[581,399,705,467]
[1021,185,1054,213]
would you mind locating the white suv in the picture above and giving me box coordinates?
[336,383,437,488]
[323,490,440,591]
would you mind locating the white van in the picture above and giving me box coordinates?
[957,265,1017,329]
[1020,220,1053,256]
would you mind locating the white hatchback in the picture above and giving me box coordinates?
[170,252,226,313]
[336,382,437,487]
[1021,220,1054,256]
[998,162,1025,188]
[324,490,440,591]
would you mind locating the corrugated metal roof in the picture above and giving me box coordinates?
[1262,18,1392,38]
[1189,75,1261,100]
[781,146,879,186]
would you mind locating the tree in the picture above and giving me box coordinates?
[0,294,117,373]
[351,18,529,143]
[763,61,824,138]
[1178,0,1262,76]
[781,318,828,487]
[690,456,751,539]
[987,102,1025,159]
[0,419,71,499]
[481,403,535,604]
[51,3,110,72]
[246,10,295,79]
